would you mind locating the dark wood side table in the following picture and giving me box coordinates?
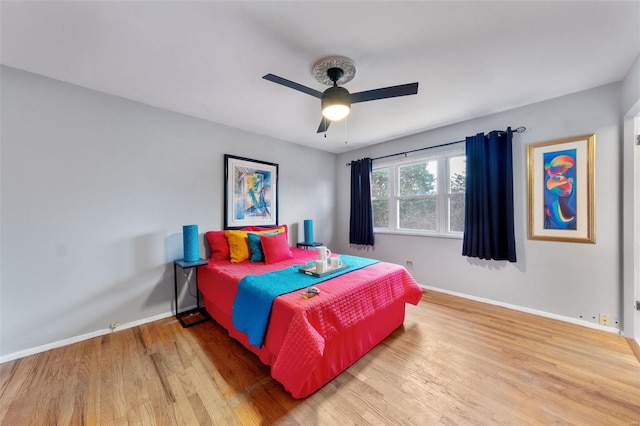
[296,242,323,249]
[173,258,209,327]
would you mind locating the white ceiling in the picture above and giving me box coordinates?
[2,1,639,154]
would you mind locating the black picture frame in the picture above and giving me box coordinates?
[224,154,279,230]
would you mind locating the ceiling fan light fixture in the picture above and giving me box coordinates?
[323,104,350,121]
[321,86,351,121]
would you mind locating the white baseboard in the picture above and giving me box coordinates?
[421,285,621,335]
[0,307,189,364]
[3,288,625,364]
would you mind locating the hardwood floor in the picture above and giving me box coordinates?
[1,290,639,425]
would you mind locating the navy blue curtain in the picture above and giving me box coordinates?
[462,128,516,262]
[349,158,375,246]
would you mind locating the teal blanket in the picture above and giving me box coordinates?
[232,255,379,348]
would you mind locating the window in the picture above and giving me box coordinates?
[371,168,390,229]
[372,149,465,236]
[448,156,466,232]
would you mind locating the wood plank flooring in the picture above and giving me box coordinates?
[1,290,639,425]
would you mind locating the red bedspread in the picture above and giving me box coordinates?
[198,248,422,398]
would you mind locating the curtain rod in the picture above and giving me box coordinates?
[345,126,526,166]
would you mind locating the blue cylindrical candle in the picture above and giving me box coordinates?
[183,224,199,262]
[304,219,314,244]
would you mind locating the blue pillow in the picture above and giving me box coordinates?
[248,231,279,262]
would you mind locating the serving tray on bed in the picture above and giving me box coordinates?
[298,263,349,278]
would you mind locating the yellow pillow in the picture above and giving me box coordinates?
[226,227,285,263]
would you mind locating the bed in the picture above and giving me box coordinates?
[198,227,423,399]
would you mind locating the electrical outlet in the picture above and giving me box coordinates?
[110,322,119,330]
[406,261,413,270]
[598,314,611,327]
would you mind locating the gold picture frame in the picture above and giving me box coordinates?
[527,134,595,243]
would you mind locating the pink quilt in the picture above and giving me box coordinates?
[198,248,422,398]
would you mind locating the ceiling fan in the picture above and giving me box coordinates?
[263,56,419,133]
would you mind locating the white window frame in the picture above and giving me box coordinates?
[372,147,465,238]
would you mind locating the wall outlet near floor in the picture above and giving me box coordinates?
[406,261,413,270]
[598,314,611,327]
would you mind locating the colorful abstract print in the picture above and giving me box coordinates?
[543,149,577,230]
[233,168,272,220]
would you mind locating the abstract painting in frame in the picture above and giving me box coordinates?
[527,134,595,243]
[224,154,278,229]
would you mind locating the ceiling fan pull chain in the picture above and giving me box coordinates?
[344,117,348,144]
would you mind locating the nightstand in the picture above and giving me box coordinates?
[296,242,323,249]
[173,258,209,327]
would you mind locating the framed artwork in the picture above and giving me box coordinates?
[527,134,595,243]
[224,154,278,229]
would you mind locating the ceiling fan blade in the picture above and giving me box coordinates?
[263,74,323,98]
[350,82,419,104]
[317,117,331,133]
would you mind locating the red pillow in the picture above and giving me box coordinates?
[260,232,293,264]
[205,231,229,261]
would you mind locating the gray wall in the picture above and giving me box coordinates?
[336,83,625,330]
[2,62,638,359]
[0,66,336,358]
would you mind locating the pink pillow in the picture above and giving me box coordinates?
[205,231,229,261]
[260,232,293,264]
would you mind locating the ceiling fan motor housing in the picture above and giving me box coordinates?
[322,86,351,120]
